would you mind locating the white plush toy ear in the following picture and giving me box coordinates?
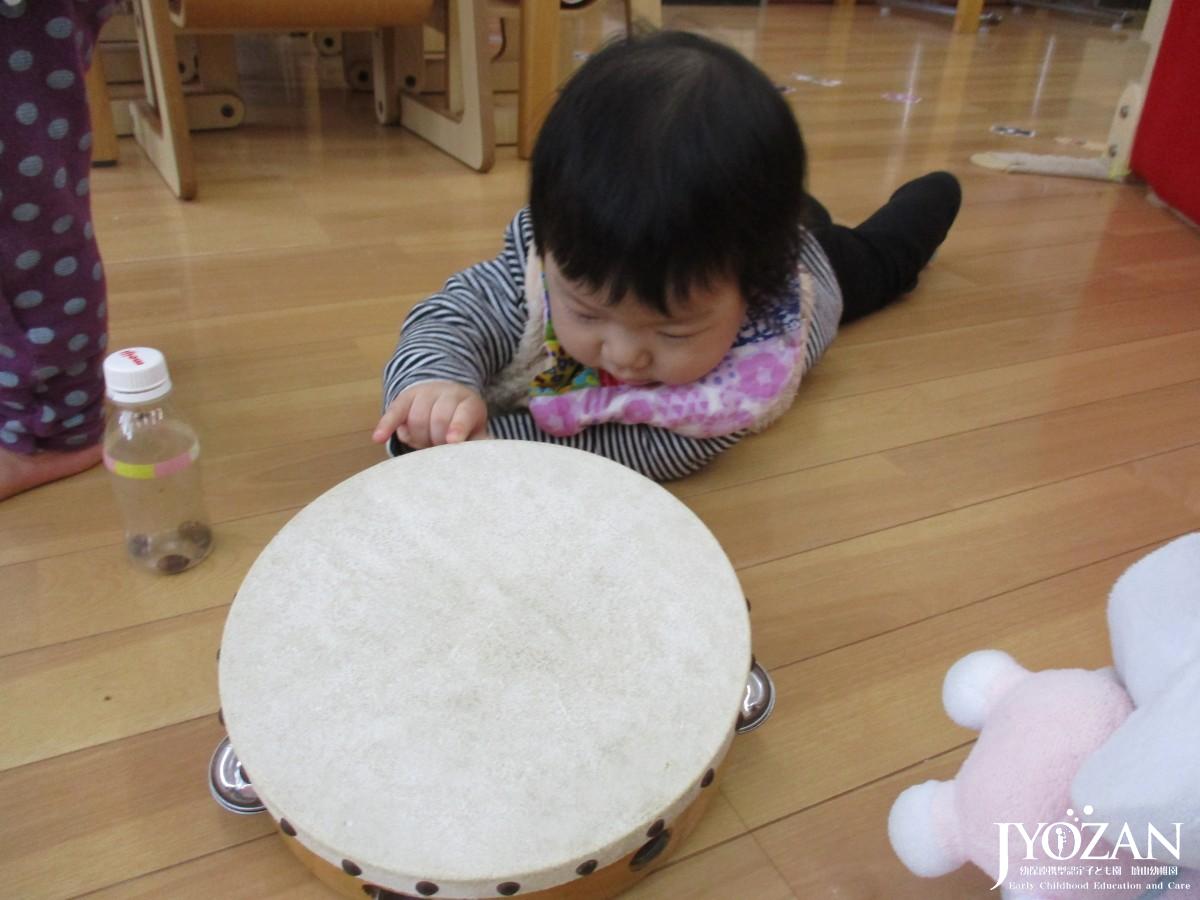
[888,780,966,877]
[941,649,1030,730]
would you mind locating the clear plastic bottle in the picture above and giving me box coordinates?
[102,347,213,574]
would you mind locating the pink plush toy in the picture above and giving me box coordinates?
[888,650,1136,899]
[888,534,1200,900]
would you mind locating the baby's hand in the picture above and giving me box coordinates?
[372,381,488,449]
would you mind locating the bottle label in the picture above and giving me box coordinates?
[104,444,199,480]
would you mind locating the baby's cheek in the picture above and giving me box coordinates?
[678,340,731,383]
[557,325,596,366]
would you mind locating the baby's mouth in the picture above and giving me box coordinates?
[600,369,654,387]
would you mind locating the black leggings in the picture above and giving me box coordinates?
[807,171,962,325]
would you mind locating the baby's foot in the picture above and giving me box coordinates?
[0,444,103,501]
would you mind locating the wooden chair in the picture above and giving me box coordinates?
[342,0,661,155]
[128,0,494,199]
[360,0,667,153]
[511,0,660,157]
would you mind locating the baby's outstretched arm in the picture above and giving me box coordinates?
[379,211,530,452]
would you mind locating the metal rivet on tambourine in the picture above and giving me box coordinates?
[576,860,598,876]
[647,818,665,838]
[630,829,672,871]
[342,859,363,876]
[416,882,439,896]
[279,818,296,837]
[701,768,715,788]
[497,883,521,896]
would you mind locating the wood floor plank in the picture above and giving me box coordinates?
[832,268,1152,347]
[753,748,990,900]
[883,380,1200,507]
[943,227,1200,287]
[740,463,1197,669]
[0,511,291,657]
[806,289,1200,402]
[722,549,1152,831]
[80,837,337,900]
[0,609,223,771]
[0,718,270,900]
[687,454,957,570]
[1129,444,1200,514]
[623,835,796,900]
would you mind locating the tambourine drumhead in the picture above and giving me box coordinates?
[220,441,750,897]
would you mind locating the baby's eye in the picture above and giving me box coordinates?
[658,332,694,341]
[571,309,600,322]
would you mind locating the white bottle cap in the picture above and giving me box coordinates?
[104,347,173,404]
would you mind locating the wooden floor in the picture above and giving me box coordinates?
[3,3,1198,898]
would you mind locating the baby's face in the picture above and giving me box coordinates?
[543,255,746,386]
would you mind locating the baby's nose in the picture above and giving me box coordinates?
[606,339,650,371]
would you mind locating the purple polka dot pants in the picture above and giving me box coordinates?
[1,0,115,454]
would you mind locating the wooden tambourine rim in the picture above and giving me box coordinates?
[281,764,726,900]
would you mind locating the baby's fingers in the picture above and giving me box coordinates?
[428,393,466,446]
[372,394,414,444]
[446,397,486,443]
[404,391,436,448]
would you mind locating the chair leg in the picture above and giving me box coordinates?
[625,0,662,30]
[84,45,119,167]
[373,27,401,125]
[517,0,559,159]
[400,0,495,172]
[129,0,197,199]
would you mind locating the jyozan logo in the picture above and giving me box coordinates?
[993,805,1184,890]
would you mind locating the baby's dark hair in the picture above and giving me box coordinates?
[529,29,809,315]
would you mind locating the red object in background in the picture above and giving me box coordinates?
[1131,1,1200,223]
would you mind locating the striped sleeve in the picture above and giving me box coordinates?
[798,231,842,371]
[488,412,746,482]
[382,209,532,408]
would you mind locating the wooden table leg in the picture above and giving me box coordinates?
[953,0,984,33]
[517,0,559,159]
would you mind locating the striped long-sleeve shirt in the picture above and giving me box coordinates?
[382,209,842,481]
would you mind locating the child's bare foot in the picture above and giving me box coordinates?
[0,444,103,501]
